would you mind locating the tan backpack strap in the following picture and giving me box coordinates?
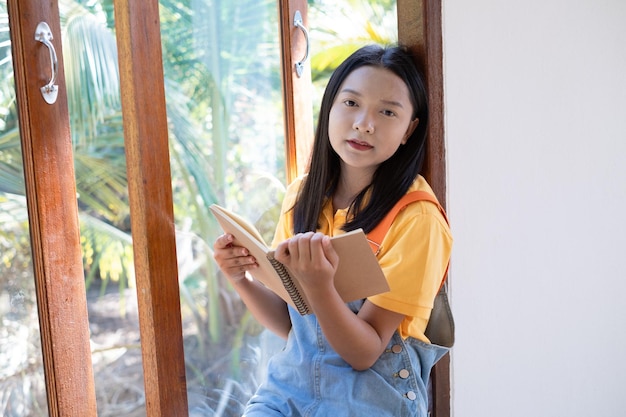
[367,191,447,254]
[367,190,450,289]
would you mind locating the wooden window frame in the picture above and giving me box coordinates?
[113,1,189,415]
[280,0,314,181]
[397,1,451,416]
[8,1,97,415]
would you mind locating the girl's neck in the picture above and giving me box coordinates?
[333,166,374,211]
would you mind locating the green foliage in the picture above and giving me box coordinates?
[308,0,397,79]
[307,0,398,124]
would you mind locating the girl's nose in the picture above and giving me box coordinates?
[353,116,375,134]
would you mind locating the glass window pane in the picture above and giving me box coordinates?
[158,1,286,414]
[0,4,49,415]
[164,1,398,414]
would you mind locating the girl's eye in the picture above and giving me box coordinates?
[382,109,396,117]
[344,99,357,107]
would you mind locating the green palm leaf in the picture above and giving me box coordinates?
[60,0,121,146]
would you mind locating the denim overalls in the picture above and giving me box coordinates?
[244,299,449,417]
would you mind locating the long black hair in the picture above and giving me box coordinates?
[292,44,429,234]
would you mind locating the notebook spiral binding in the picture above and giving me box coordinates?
[267,256,310,315]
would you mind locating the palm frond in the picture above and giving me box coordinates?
[309,0,398,77]
[61,1,121,146]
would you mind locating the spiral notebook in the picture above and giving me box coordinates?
[210,204,390,315]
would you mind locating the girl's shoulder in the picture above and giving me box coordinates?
[407,174,436,196]
[282,174,307,209]
[272,175,308,247]
[401,175,450,230]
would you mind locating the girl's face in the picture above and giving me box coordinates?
[328,65,418,177]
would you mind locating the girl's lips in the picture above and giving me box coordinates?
[347,139,373,151]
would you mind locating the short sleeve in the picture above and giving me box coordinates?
[270,176,303,248]
[368,199,452,340]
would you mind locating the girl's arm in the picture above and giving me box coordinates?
[273,232,404,370]
[213,233,292,339]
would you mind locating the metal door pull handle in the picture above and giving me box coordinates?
[294,11,309,78]
[35,22,58,104]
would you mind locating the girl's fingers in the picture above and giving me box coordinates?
[286,235,300,260]
[214,234,250,259]
[309,232,326,263]
[233,253,257,267]
[296,232,315,261]
[213,234,257,279]
[214,233,234,249]
[289,232,313,261]
[321,234,339,268]
[275,232,330,265]
[220,252,258,282]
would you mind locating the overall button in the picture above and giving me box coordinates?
[391,344,403,353]
[398,369,410,379]
[406,391,417,401]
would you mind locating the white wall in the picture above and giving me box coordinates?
[443,1,626,416]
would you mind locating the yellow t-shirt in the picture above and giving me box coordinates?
[271,175,453,342]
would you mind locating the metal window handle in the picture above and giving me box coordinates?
[293,10,309,78]
[35,22,59,104]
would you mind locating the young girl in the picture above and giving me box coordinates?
[213,44,453,417]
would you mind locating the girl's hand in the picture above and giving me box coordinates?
[214,233,292,339]
[273,232,339,295]
[213,233,258,283]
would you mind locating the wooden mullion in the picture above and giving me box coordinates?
[398,0,447,208]
[397,1,451,417]
[7,1,97,415]
[278,0,314,182]
[113,1,189,415]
